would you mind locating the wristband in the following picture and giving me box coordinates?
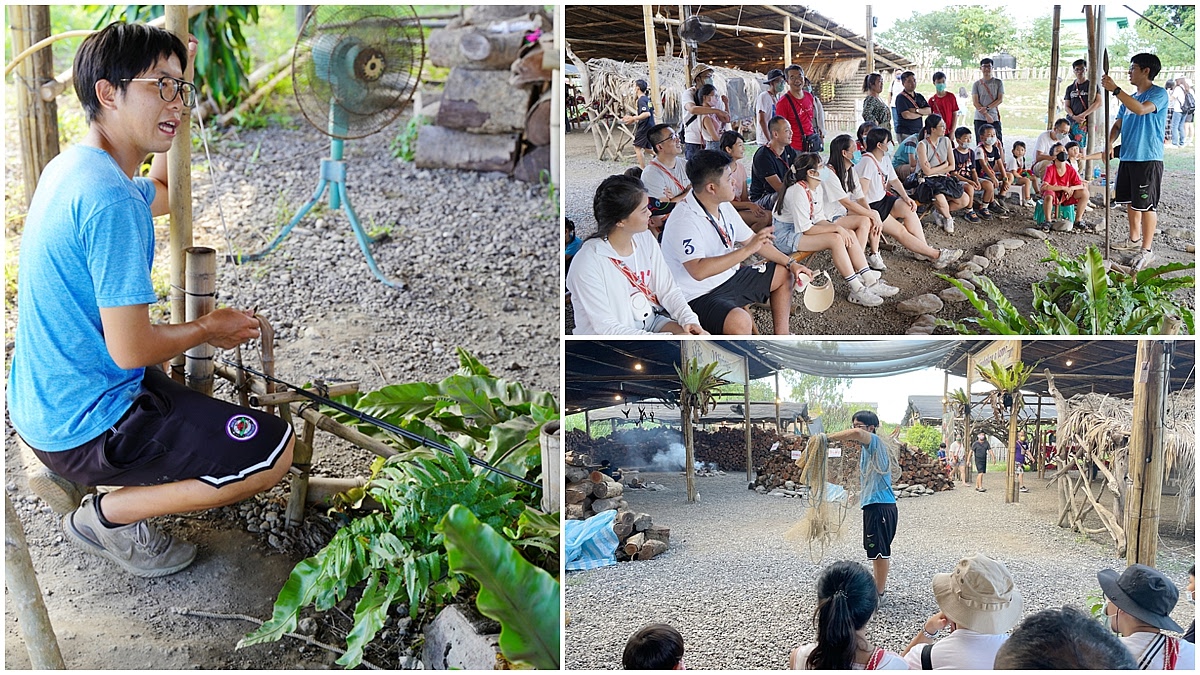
[922,629,939,639]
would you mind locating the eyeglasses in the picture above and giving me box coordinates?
[852,422,869,429]
[122,76,196,107]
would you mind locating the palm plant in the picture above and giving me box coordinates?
[674,357,729,502]
[976,360,1035,503]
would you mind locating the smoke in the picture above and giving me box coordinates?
[649,442,686,472]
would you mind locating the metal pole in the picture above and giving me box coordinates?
[166,6,193,383]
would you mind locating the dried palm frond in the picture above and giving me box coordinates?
[786,434,849,562]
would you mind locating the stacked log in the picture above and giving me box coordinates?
[895,444,956,495]
[564,450,669,562]
[416,5,553,181]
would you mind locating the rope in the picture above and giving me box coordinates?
[1122,5,1195,51]
[193,106,245,280]
[168,607,382,670]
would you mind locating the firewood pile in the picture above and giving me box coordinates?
[894,443,955,496]
[751,439,953,497]
[564,451,670,562]
[416,5,553,181]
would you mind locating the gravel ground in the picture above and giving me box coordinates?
[564,469,1195,670]
[563,127,1195,336]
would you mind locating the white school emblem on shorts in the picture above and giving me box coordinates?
[227,415,258,441]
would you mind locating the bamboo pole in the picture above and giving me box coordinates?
[1035,394,1045,478]
[1005,392,1020,503]
[216,64,292,126]
[783,15,792,69]
[183,247,215,395]
[681,342,697,503]
[166,6,194,383]
[539,420,561,514]
[250,383,359,407]
[775,371,782,433]
[1084,6,1098,184]
[1125,341,1168,567]
[643,4,661,142]
[549,6,562,187]
[1046,6,1061,131]
[760,5,905,71]
[5,493,66,669]
[963,354,973,485]
[10,5,61,207]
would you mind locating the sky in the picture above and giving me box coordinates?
[767,367,970,425]
[818,3,1148,37]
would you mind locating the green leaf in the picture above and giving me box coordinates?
[238,557,324,648]
[337,574,391,668]
[438,505,560,670]
[1081,246,1110,334]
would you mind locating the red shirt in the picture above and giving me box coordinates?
[1043,161,1082,189]
[776,91,815,149]
[929,92,959,126]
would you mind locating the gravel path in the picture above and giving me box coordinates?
[562,126,1195,336]
[564,469,1195,670]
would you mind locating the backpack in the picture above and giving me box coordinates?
[1182,90,1195,116]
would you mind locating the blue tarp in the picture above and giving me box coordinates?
[564,509,619,571]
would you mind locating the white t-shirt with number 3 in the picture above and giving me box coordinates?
[660,190,754,301]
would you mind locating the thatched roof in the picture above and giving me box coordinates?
[566,4,914,78]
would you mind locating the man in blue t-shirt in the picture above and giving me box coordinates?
[7,22,294,578]
[1102,52,1170,271]
[828,410,897,600]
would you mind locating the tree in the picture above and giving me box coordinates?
[879,7,1017,69]
[715,378,780,402]
[976,361,1034,504]
[1009,14,1087,69]
[901,424,943,456]
[780,371,850,413]
[1133,5,1195,69]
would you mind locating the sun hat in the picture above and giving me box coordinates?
[1097,564,1183,632]
[932,553,1024,634]
[802,270,834,313]
[691,64,714,81]
[764,68,785,84]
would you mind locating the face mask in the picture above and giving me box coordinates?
[1102,607,1120,634]
[1187,590,1195,605]
[1056,151,1068,162]
[704,76,714,86]
[775,81,785,93]
[984,137,996,146]
[935,83,947,93]
[852,150,863,162]
[959,141,970,149]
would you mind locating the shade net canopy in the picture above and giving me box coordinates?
[752,340,962,378]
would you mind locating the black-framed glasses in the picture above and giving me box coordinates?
[121,76,196,107]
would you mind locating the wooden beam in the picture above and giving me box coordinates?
[760,5,905,71]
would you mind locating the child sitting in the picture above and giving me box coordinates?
[1005,141,1039,207]
[951,127,985,223]
[1036,145,1089,232]
[973,123,1010,217]
[623,623,685,670]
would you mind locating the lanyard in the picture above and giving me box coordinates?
[649,159,686,194]
[799,181,815,222]
[699,203,733,248]
[606,253,660,307]
[865,153,889,193]
[922,138,946,166]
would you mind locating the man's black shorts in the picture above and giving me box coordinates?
[862,502,898,560]
[975,454,988,474]
[31,368,292,488]
[1114,160,1163,212]
[688,262,778,335]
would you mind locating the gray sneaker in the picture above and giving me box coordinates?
[30,468,92,515]
[932,248,964,270]
[64,495,196,578]
[1132,249,1156,272]
[1113,237,1143,252]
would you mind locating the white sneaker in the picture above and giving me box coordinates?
[867,278,900,297]
[942,216,955,234]
[861,269,882,286]
[932,210,945,228]
[932,248,964,269]
[867,251,887,271]
[1132,249,1155,271]
[848,286,885,307]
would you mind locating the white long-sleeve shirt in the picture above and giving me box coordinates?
[566,231,700,335]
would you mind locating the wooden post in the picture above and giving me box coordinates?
[584,409,591,438]
[784,14,792,68]
[775,370,782,433]
[5,493,66,669]
[10,5,60,207]
[1035,394,1045,478]
[166,6,194,383]
[548,5,561,187]
[1046,6,1061,131]
[864,6,875,75]
[643,4,661,138]
[1005,392,1020,503]
[963,354,973,484]
[744,358,752,482]
[1084,6,1098,183]
[680,5,695,79]
[681,342,697,503]
[183,247,215,395]
[1125,341,1168,567]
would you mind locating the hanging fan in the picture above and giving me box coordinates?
[233,5,424,288]
[680,15,716,45]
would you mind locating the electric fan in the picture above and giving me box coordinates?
[679,15,716,46]
[234,5,424,288]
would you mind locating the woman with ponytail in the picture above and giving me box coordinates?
[772,152,900,308]
[790,561,907,669]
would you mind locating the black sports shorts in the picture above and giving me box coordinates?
[688,262,777,335]
[862,502,898,559]
[1114,160,1163,212]
[31,368,292,488]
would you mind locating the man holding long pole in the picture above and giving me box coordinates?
[1102,53,1170,271]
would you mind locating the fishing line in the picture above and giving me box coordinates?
[216,357,542,490]
[192,107,244,279]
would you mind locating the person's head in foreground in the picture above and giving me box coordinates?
[592,174,650,240]
[1098,563,1183,636]
[933,553,1023,635]
[993,605,1136,669]
[805,560,881,669]
[623,623,685,669]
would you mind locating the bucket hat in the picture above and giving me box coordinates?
[932,553,1024,634]
[691,64,714,82]
[1097,564,1183,632]
[764,68,785,84]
